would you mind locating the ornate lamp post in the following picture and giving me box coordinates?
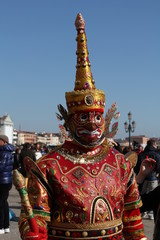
[124,112,136,147]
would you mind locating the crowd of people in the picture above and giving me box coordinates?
[13,142,53,172]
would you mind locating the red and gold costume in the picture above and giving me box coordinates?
[14,13,147,240]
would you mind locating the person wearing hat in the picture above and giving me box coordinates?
[0,134,14,234]
[14,13,146,240]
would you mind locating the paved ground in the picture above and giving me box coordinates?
[0,186,154,240]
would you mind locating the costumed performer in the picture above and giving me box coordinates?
[13,13,147,240]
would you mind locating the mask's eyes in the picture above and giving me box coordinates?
[95,114,102,123]
[80,113,88,122]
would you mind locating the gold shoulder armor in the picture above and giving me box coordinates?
[23,156,53,197]
[23,156,45,177]
[125,151,138,168]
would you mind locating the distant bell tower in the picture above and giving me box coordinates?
[0,114,14,143]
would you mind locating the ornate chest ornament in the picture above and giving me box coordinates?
[57,141,109,164]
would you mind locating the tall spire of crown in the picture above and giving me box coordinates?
[74,13,95,91]
[65,13,105,114]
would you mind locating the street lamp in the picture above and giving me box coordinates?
[124,112,136,147]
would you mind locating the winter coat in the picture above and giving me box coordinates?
[0,143,14,184]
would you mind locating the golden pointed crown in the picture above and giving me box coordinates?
[65,13,105,114]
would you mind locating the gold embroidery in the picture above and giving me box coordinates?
[72,187,89,204]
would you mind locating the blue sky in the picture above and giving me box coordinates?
[0,0,160,139]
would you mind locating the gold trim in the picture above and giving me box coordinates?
[65,89,105,114]
[48,222,123,239]
[48,218,122,230]
[25,235,39,239]
[91,197,114,223]
[126,168,134,190]
[52,161,111,178]
[124,199,142,211]
[48,231,122,239]
[123,215,142,223]
[19,221,30,236]
[124,221,143,229]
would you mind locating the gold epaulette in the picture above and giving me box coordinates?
[24,157,53,197]
[125,151,138,168]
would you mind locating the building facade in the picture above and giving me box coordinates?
[13,130,63,146]
[18,131,37,145]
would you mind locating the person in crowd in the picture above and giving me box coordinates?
[136,144,144,155]
[14,13,146,240]
[13,146,21,170]
[19,143,36,177]
[0,135,14,234]
[41,145,48,156]
[122,145,133,155]
[133,141,144,155]
[34,143,42,160]
[113,141,123,153]
[134,138,160,219]
[136,157,160,239]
